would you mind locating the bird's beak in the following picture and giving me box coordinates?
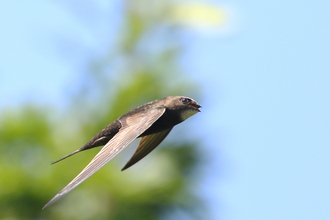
[192,103,202,112]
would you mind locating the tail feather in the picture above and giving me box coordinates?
[51,150,81,164]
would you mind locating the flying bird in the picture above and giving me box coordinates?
[43,96,201,209]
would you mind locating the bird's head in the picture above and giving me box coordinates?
[164,96,201,121]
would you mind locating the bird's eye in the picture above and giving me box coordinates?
[180,98,191,104]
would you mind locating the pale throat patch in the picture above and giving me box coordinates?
[180,109,198,121]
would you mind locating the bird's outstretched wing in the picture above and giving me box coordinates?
[121,127,172,170]
[43,107,165,209]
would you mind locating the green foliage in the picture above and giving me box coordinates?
[0,106,54,219]
[0,1,205,219]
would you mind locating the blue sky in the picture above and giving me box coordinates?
[1,1,330,220]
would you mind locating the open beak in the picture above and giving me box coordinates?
[192,103,202,112]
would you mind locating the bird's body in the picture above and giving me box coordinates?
[43,96,201,209]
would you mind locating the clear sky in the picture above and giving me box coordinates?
[1,1,329,220]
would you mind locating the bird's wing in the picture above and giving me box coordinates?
[43,107,165,209]
[121,127,172,170]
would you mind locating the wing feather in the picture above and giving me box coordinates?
[121,128,172,170]
[43,107,165,209]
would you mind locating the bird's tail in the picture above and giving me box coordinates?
[51,150,81,164]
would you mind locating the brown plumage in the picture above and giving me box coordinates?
[43,96,201,209]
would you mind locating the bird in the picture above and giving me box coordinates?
[43,96,201,209]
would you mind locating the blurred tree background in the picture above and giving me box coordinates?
[0,0,224,219]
